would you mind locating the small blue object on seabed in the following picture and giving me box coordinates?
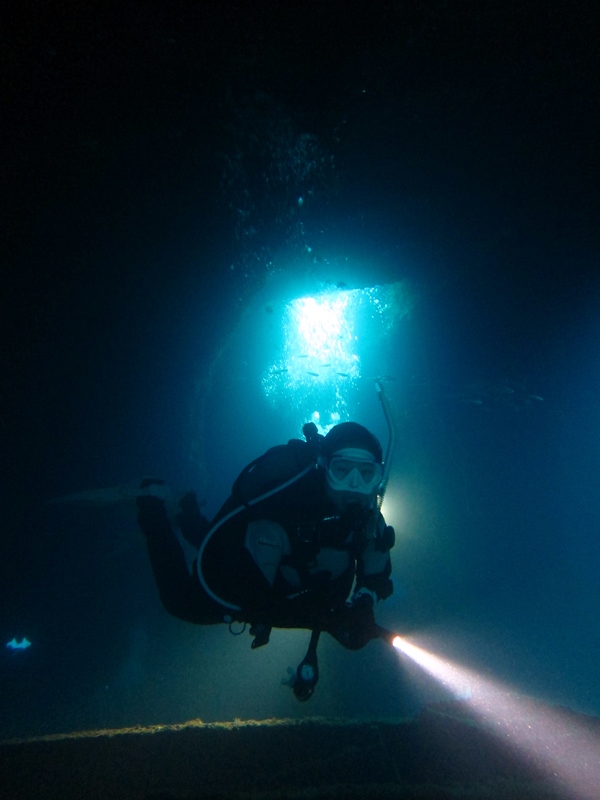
[6,638,31,651]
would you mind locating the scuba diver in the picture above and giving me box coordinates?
[137,390,396,700]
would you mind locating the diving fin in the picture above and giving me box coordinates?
[49,478,169,508]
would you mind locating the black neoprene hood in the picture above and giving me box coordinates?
[322,422,383,464]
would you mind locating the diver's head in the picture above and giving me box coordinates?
[322,422,383,512]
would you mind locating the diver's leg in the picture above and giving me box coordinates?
[175,491,211,548]
[137,494,221,624]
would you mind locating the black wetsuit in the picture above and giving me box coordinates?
[138,467,393,632]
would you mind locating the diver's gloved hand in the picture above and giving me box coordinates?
[241,571,279,649]
[249,622,272,649]
[329,594,377,650]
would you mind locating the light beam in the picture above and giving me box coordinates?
[392,636,600,799]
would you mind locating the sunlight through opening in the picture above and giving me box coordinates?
[261,282,411,434]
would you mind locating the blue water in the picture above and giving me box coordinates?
[1,2,599,741]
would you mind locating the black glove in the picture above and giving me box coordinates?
[244,596,279,647]
[329,595,378,651]
[249,622,272,649]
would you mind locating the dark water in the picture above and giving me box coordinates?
[1,2,599,742]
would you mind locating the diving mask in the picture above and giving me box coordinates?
[326,448,383,495]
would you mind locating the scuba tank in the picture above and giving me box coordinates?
[196,423,323,612]
[231,423,323,508]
